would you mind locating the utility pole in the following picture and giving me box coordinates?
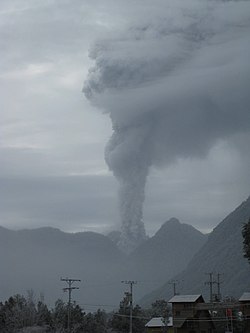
[122,280,137,333]
[169,280,179,296]
[215,273,223,302]
[205,273,216,302]
[61,277,81,333]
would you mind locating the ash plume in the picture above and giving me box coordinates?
[83,0,250,253]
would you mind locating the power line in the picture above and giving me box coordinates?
[215,273,223,302]
[169,279,180,296]
[205,272,216,302]
[78,303,117,308]
[61,277,81,333]
[113,313,150,320]
[205,272,223,302]
[121,280,137,333]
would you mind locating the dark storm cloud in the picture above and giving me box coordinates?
[84,0,250,247]
[0,0,249,236]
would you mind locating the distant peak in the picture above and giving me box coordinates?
[167,217,180,224]
[154,217,181,237]
[153,217,205,240]
[160,217,181,229]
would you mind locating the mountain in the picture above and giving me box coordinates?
[0,227,126,308]
[6,197,249,311]
[140,196,250,306]
[126,218,207,301]
[0,219,206,309]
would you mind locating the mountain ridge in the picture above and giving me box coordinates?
[0,219,206,307]
[140,196,250,306]
[1,196,249,309]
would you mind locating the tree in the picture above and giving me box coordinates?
[109,294,146,333]
[26,289,37,327]
[52,299,86,332]
[37,300,52,327]
[0,294,28,332]
[0,293,110,333]
[150,299,169,317]
[93,309,108,333]
[82,310,108,333]
[109,299,129,333]
[242,217,250,262]
[131,305,147,333]
[52,299,68,331]
[70,303,85,333]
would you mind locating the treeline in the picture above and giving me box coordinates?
[0,292,169,333]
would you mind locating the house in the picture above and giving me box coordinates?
[145,317,173,333]
[239,292,250,332]
[168,294,214,333]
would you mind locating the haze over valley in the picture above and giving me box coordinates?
[0,197,250,311]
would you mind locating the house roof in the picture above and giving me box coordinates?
[145,317,173,327]
[168,294,202,303]
[239,292,250,301]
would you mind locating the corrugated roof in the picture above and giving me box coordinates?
[145,317,173,327]
[168,294,202,303]
[239,292,250,301]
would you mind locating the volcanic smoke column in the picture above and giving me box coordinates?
[84,79,154,253]
[83,0,250,253]
[105,124,152,253]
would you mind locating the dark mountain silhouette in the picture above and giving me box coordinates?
[140,196,250,306]
[0,219,206,308]
[4,194,249,310]
[126,218,207,300]
[0,227,126,308]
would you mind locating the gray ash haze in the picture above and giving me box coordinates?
[0,0,250,241]
[83,0,250,251]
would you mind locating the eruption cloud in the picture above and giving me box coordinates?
[83,0,250,253]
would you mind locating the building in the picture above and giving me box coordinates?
[145,317,173,333]
[169,295,214,333]
[239,292,250,332]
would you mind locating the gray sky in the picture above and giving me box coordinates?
[0,0,249,236]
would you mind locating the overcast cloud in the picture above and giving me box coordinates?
[0,0,249,236]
